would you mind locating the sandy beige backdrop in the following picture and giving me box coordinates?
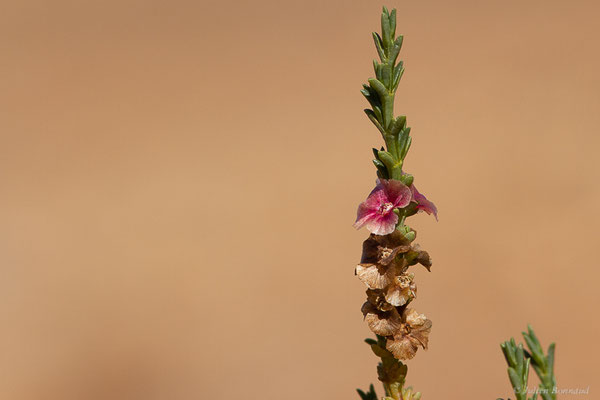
[1,0,598,399]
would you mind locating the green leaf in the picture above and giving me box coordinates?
[356,384,378,400]
[531,392,539,400]
[381,9,391,48]
[364,110,385,135]
[368,78,388,98]
[547,343,555,372]
[397,127,411,160]
[508,367,522,393]
[524,357,531,384]
[372,32,385,61]
[373,159,389,179]
[392,64,405,90]
[515,344,525,374]
[501,341,517,368]
[381,64,392,88]
[361,84,382,109]
[371,344,392,358]
[394,35,404,50]
[377,150,396,171]
[388,44,401,67]
[388,116,404,136]
[523,332,545,368]
[402,137,412,160]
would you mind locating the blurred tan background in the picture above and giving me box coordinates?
[1,0,599,399]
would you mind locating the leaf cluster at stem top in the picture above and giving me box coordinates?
[361,7,412,182]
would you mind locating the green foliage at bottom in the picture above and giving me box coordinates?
[357,384,378,400]
[500,325,557,400]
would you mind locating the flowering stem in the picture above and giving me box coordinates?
[356,8,434,400]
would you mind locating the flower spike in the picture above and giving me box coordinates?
[354,7,437,400]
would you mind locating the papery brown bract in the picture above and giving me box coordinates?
[384,273,416,307]
[361,302,403,337]
[385,308,432,361]
[359,231,413,267]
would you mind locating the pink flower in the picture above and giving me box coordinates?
[410,185,438,220]
[354,179,412,235]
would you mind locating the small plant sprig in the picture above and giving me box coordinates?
[362,8,411,183]
[500,325,557,400]
[353,7,437,400]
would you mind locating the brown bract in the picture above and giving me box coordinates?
[385,273,416,307]
[355,263,394,290]
[385,308,432,361]
[359,231,412,268]
[409,244,432,271]
[366,289,396,312]
[361,301,402,336]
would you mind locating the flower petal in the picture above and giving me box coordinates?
[410,185,438,220]
[381,179,412,208]
[364,186,389,208]
[364,212,398,236]
[353,204,378,230]
[353,186,389,230]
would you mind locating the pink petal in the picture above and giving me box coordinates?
[364,212,398,236]
[354,185,390,230]
[353,203,379,230]
[363,187,389,210]
[410,185,438,220]
[354,179,413,235]
[381,179,412,208]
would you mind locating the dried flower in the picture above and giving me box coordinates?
[409,184,438,220]
[366,289,396,312]
[356,264,394,290]
[385,308,432,361]
[356,232,416,307]
[359,231,412,267]
[385,273,416,307]
[356,231,429,297]
[361,302,403,336]
[354,179,412,235]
